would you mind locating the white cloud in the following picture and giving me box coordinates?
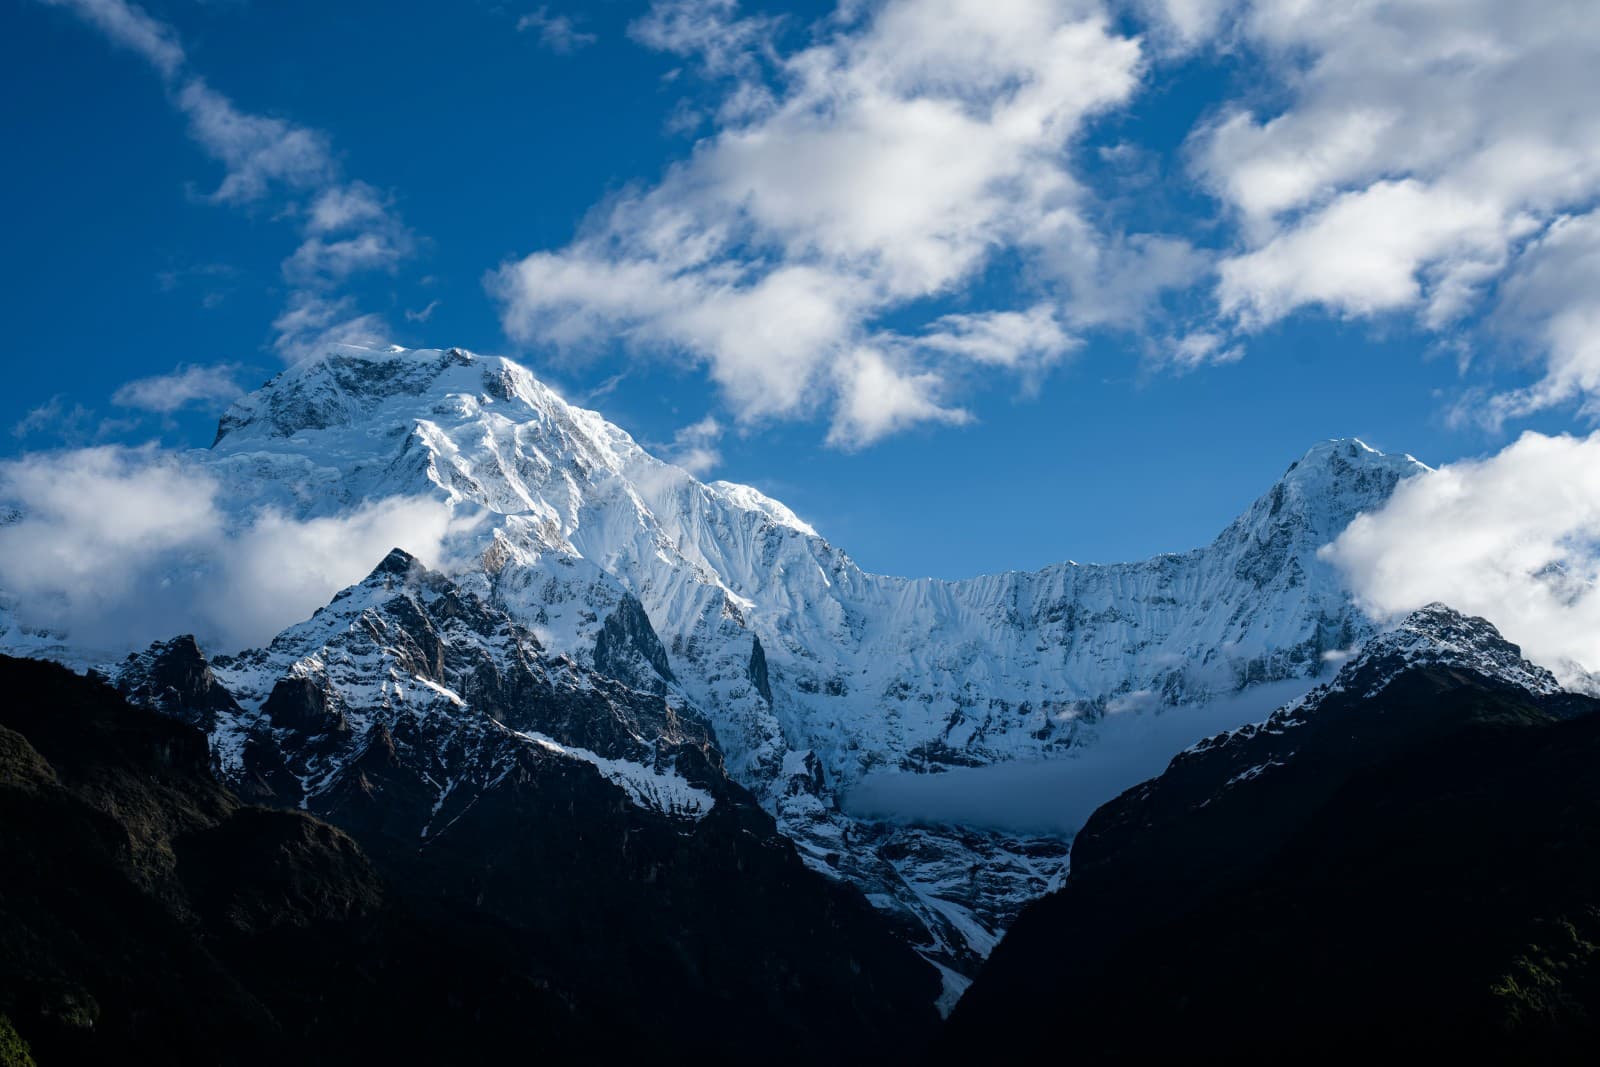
[1168,329,1241,370]
[1217,180,1514,326]
[827,346,970,449]
[909,305,1077,371]
[628,0,778,79]
[665,415,724,475]
[37,0,184,77]
[1323,430,1600,681]
[10,396,95,441]
[110,363,246,414]
[305,181,390,234]
[173,78,336,205]
[1184,0,1600,420]
[0,446,458,653]
[271,293,393,365]
[218,497,460,651]
[517,7,598,53]
[1483,211,1600,425]
[405,299,442,323]
[495,0,1162,446]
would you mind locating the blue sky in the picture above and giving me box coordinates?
[3,0,1595,579]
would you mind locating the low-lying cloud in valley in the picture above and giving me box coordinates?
[843,680,1312,836]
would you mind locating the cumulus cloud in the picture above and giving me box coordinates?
[517,7,598,53]
[1180,0,1600,420]
[494,0,1182,446]
[111,363,246,414]
[0,446,460,654]
[1483,212,1600,425]
[827,347,971,449]
[1323,431,1600,681]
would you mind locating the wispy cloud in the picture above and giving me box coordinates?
[35,0,417,364]
[111,363,246,414]
[11,395,139,444]
[11,396,94,441]
[517,7,597,53]
[37,0,184,76]
[270,293,392,365]
[665,415,724,475]
[404,299,441,324]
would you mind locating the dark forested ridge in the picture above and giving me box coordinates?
[0,655,937,1065]
[944,650,1600,1062]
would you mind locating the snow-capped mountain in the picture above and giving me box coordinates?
[112,548,726,834]
[197,347,1426,784]
[8,344,1438,989]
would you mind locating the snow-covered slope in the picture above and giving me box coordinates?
[197,347,1427,790]
[110,548,725,833]
[10,344,1437,985]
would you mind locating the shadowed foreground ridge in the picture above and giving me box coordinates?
[0,655,938,1065]
[944,607,1600,1062]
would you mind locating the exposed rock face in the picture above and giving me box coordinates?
[945,606,1600,1059]
[749,633,774,705]
[593,594,676,692]
[110,634,241,732]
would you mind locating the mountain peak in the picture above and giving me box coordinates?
[371,546,422,578]
[1280,436,1430,489]
[213,345,473,444]
[1216,437,1430,561]
[1334,603,1563,699]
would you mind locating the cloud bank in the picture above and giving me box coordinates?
[0,446,459,655]
[844,679,1311,836]
[1324,431,1600,682]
